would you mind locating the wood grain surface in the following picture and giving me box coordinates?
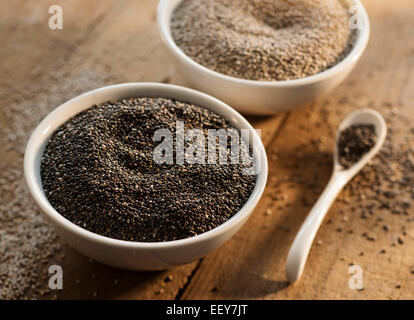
[0,0,413,299]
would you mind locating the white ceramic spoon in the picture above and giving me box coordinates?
[285,108,387,283]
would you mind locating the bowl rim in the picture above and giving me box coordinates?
[157,0,370,87]
[24,82,268,249]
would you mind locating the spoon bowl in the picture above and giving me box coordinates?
[286,108,387,283]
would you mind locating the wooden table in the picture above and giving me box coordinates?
[1,0,413,299]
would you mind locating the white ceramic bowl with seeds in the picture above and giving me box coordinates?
[157,0,370,115]
[24,83,268,271]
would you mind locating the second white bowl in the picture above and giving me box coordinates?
[157,0,370,115]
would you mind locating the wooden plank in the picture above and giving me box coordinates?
[180,0,414,299]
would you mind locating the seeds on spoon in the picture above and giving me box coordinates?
[337,124,377,169]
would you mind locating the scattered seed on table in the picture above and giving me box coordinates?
[211,286,219,293]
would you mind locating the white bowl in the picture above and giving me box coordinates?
[24,83,268,271]
[157,0,370,115]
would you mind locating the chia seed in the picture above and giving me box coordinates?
[171,0,354,81]
[40,97,256,242]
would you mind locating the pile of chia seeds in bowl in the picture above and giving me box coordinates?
[40,97,256,242]
[171,0,354,81]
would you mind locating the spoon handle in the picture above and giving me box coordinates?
[286,173,348,283]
